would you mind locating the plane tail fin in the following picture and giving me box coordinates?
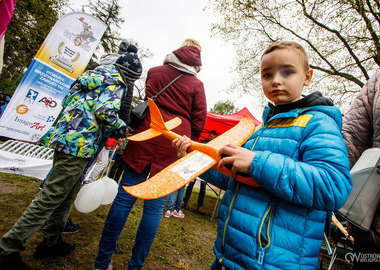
[127,98,182,141]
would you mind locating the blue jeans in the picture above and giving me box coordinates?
[166,186,185,212]
[94,164,168,270]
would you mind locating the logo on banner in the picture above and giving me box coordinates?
[37,97,57,108]
[50,17,97,73]
[30,122,46,131]
[46,116,56,122]
[32,114,55,123]
[14,116,33,127]
[24,89,39,104]
[72,17,97,48]
[16,105,29,114]
[49,42,79,73]
[15,116,46,132]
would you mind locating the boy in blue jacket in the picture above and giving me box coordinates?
[174,41,352,269]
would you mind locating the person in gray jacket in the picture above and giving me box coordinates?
[341,69,380,269]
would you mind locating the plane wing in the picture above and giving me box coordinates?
[123,113,259,200]
[124,150,216,199]
[206,115,255,149]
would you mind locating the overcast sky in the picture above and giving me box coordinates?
[69,0,263,120]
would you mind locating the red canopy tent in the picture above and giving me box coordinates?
[198,107,261,141]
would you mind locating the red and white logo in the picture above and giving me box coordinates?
[37,97,57,108]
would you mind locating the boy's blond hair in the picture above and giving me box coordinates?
[262,41,310,70]
[181,38,202,52]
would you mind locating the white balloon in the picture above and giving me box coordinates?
[74,180,105,213]
[100,176,119,205]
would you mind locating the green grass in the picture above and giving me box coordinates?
[0,173,353,269]
[0,173,218,269]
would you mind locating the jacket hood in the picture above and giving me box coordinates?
[98,53,120,65]
[77,65,125,92]
[172,46,202,67]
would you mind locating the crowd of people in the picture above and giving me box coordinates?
[0,19,378,270]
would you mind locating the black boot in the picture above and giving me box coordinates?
[33,239,76,259]
[0,251,38,270]
[62,218,80,234]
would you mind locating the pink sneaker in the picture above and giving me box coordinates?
[173,210,185,218]
[164,210,173,217]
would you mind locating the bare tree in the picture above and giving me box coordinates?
[208,0,380,107]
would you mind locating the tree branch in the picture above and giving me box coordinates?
[298,0,370,80]
[253,4,365,87]
[353,0,380,66]
[366,0,380,23]
[310,64,364,87]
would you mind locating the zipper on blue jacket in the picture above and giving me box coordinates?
[249,122,268,152]
[258,247,265,265]
[257,204,274,265]
[222,182,240,253]
[249,123,270,266]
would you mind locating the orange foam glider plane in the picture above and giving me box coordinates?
[123,98,260,199]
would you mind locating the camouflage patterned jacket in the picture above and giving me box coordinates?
[49,65,127,158]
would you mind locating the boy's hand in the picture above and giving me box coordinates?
[172,136,191,158]
[218,143,256,179]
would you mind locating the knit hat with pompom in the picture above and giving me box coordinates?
[114,44,142,83]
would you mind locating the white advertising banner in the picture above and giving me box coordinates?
[0,12,106,142]
[0,150,52,180]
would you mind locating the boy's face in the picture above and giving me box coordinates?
[260,48,313,105]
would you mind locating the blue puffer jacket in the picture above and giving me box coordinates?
[202,92,352,270]
[49,65,127,158]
